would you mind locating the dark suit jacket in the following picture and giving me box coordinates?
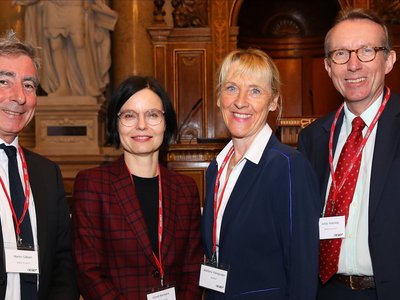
[0,148,79,300]
[71,156,203,300]
[201,135,320,299]
[298,90,400,299]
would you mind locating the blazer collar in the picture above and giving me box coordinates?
[218,135,280,245]
[322,91,400,219]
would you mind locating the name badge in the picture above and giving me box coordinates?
[4,248,39,274]
[147,286,176,300]
[199,264,228,293]
[319,216,346,240]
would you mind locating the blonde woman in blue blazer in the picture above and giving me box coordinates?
[201,49,320,299]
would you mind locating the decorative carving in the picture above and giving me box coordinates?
[263,15,304,37]
[153,0,166,24]
[277,117,317,146]
[166,144,223,162]
[171,0,208,27]
[372,0,400,24]
[212,0,229,67]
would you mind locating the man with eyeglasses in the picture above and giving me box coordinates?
[298,8,399,300]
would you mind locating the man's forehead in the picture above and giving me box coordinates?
[0,55,38,80]
[329,19,384,48]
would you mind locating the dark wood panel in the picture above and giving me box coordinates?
[311,57,343,115]
[175,50,205,140]
[274,58,303,116]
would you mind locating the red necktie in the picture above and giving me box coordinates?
[319,116,366,284]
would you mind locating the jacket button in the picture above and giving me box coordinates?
[0,275,6,285]
[152,269,160,278]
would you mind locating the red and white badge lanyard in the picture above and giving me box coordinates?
[128,164,165,287]
[0,146,31,246]
[212,146,235,262]
[327,87,390,216]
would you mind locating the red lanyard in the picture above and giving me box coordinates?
[128,164,165,286]
[0,146,31,245]
[328,87,390,208]
[212,146,234,255]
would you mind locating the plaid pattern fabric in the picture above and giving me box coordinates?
[71,156,203,299]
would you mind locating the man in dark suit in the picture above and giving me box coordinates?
[0,31,79,299]
[298,8,399,300]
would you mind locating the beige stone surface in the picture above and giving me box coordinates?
[14,0,118,98]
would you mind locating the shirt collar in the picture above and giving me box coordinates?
[216,124,272,167]
[0,137,19,148]
[343,91,383,133]
[0,137,19,162]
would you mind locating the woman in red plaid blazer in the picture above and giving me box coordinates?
[71,76,203,299]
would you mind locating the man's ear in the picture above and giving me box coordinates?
[385,50,397,75]
[324,58,332,78]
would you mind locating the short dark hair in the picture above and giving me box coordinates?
[325,8,392,57]
[0,30,40,76]
[106,75,178,148]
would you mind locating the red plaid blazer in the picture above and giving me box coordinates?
[71,156,203,299]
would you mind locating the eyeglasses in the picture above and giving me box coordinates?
[117,109,165,127]
[327,46,388,65]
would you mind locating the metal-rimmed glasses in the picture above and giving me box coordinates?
[117,109,165,127]
[327,46,388,65]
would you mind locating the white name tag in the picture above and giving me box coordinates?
[147,286,176,300]
[319,216,346,240]
[4,248,39,274]
[199,264,228,293]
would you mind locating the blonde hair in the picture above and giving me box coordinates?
[217,48,282,117]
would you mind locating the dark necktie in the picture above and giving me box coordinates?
[319,117,366,284]
[0,144,37,300]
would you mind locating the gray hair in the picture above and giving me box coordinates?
[0,30,41,74]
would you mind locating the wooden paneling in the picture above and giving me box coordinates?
[274,58,303,116]
[311,57,343,115]
[166,143,226,206]
[148,27,215,141]
[174,50,205,139]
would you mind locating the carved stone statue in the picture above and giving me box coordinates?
[171,0,207,28]
[14,0,118,98]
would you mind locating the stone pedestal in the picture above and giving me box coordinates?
[34,96,105,155]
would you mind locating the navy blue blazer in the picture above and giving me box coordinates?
[298,90,400,299]
[201,135,320,299]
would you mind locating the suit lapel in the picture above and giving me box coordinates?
[203,161,218,258]
[321,112,343,199]
[369,94,400,219]
[112,157,157,268]
[219,136,278,244]
[24,150,48,273]
[159,166,176,262]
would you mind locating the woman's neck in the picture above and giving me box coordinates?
[124,151,159,178]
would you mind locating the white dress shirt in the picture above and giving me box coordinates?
[0,137,38,299]
[215,124,273,260]
[325,93,383,276]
